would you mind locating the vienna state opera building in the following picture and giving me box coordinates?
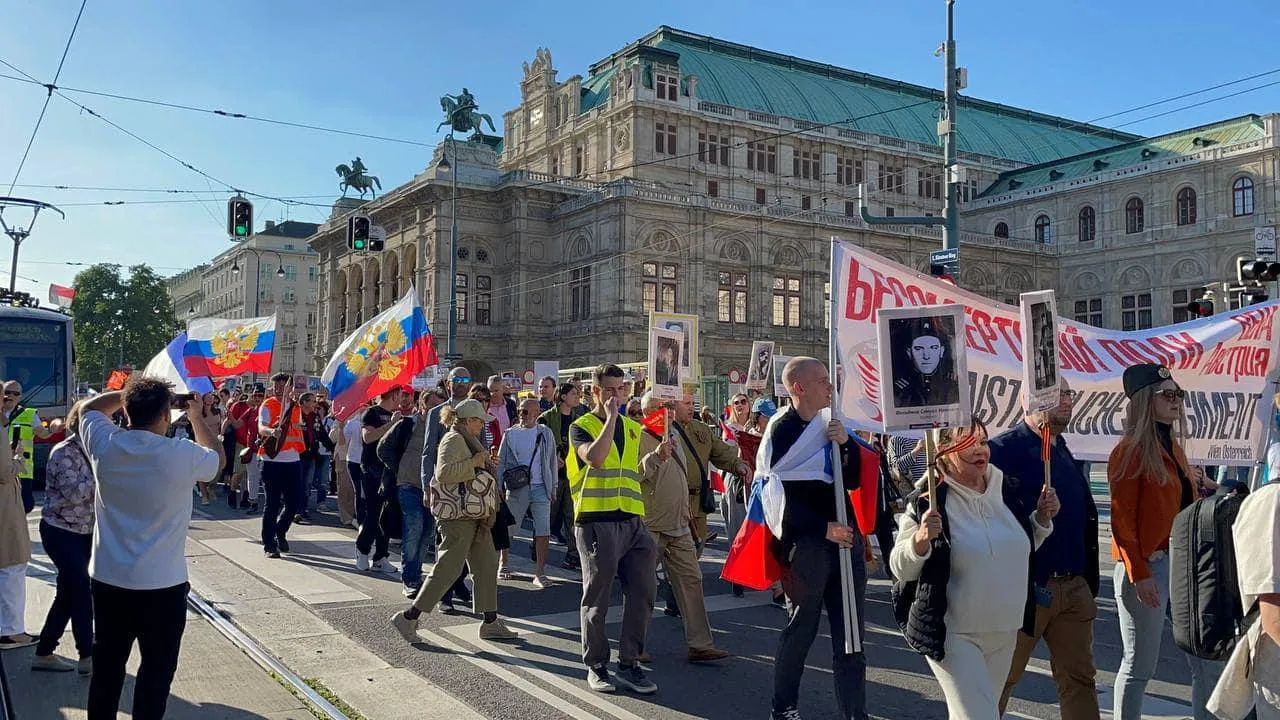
[305,26,1279,382]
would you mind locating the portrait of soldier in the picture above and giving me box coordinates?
[1031,302,1057,390]
[890,315,960,408]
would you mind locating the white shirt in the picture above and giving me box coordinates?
[502,425,547,487]
[891,467,1051,635]
[1233,483,1280,716]
[81,410,220,590]
[343,417,363,464]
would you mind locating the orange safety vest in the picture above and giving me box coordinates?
[257,397,306,457]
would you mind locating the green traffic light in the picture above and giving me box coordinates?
[354,239,366,249]
[235,225,248,236]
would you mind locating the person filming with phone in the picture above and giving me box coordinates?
[79,376,223,719]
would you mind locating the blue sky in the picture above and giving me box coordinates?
[3,0,1279,299]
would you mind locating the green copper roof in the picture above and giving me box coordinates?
[581,27,1138,165]
[979,114,1266,197]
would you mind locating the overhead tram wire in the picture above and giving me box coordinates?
[7,0,89,194]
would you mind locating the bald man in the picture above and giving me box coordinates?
[767,357,868,720]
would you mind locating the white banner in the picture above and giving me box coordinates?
[832,240,1280,464]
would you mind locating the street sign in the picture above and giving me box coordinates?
[1254,226,1276,261]
[929,247,959,282]
[370,224,388,244]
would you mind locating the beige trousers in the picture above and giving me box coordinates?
[650,531,714,651]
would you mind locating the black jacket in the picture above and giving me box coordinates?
[891,481,1038,660]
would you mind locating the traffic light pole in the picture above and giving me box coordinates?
[860,0,959,254]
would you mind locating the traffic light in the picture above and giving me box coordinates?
[347,214,371,251]
[227,196,253,239]
[1240,258,1280,283]
[1187,287,1216,317]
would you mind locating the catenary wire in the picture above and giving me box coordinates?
[7,0,89,194]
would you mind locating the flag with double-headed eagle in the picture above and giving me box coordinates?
[184,315,277,378]
[322,285,438,421]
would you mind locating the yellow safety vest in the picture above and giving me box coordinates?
[565,412,646,519]
[9,407,37,480]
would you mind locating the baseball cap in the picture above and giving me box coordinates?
[453,399,494,423]
[752,398,778,417]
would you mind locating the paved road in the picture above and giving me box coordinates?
[173,490,1199,720]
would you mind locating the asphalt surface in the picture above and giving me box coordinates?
[186,485,1199,720]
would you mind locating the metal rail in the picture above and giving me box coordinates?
[185,590,351,720]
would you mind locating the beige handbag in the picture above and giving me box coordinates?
[432,467,499,521]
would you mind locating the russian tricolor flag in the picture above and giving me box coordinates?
[322,285,438,421]
[183,315,277,378]
[143,332,215,395]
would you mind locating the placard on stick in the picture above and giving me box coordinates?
[1020,290,1061,415]
[875,304,972,432]
[649,326,685,401]
[746,340,774,391]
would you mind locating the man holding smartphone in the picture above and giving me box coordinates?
[80,377,223,719]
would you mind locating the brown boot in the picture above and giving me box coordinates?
[687,647,730,663]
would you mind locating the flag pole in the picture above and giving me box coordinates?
[1040,422,1052,491]
[829,236,861,655]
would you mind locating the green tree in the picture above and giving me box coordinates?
[71,264,177,386]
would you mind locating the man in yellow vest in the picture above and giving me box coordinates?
[566,363,658,696]
[2,380,63,513]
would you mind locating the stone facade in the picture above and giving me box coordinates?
[165,264,207,320]
[306,30,1275,382]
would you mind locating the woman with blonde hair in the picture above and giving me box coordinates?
[389,399,517,643]
[1109,364,1217,720]
[891,418,1059,719]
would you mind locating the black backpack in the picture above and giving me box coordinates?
[1169,492,1249,661]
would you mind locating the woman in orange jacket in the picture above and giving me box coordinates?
[1108,363,1218,720]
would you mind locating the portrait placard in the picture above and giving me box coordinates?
[875,304,971,432]
[1020,290,1061,414]
[745,341,775,391]
[649,327,685,401]
[649,312,699,380]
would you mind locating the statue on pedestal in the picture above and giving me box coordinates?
[439,88,496,137]
[336,157,381,199]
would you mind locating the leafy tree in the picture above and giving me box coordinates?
[71,264,177,386]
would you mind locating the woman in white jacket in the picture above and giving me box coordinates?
[891,419,1060,720]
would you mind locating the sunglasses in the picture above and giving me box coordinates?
[732,399,749,405]
[1157,388,1187,401]
[452,377,472,385]
[2,390,20,397]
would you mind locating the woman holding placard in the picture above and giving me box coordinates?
[890,419,1059,719]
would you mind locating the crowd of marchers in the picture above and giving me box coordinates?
[0,356,1276,720]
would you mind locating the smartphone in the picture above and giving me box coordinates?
[170,392,196,409]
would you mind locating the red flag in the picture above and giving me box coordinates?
[847,437,881,535]
[105,369,130,391]
[641,409,666,437]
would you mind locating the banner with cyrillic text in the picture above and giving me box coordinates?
[831,239,1280,465]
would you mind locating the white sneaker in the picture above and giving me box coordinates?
[497,566,514,580]
[532,575,550,589]
[371,558,398,574]
[348,519,360,530]
[355,551,371,571]
[390,611,419,643]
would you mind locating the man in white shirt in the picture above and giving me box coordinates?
[80,377,222,720]
[1231,482,1280,716]
[496,397,557,587]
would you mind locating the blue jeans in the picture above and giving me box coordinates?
[397,486,436,588]
[308,455,332,511]
[298,457,314,515]
[1112,555,1224,720]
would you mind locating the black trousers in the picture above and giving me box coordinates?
[261,460,301,551]
[547,472,579,562]
[88,580,188,720]
[36,521,94,658]
[347,461,366,521]
[773,536,868,719]
[874,505,896,581]
[356,466,391,561]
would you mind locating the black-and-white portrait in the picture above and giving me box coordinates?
[745,340,774,390]
[655,336,681,387]
[1031,301,1056,391]
[889,315,960,408]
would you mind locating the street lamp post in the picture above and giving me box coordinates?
[436,134,459,359]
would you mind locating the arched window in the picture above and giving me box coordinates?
[994,222,1009,239]
[1125,197,1144,234]
[1034,215,1052,244]
[1176,187,1197,226]
[1233,177,1255,217]
[1078,206,1096,242]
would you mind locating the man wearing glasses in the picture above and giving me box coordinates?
[989,378,1102,720]
[2,380,63,513]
